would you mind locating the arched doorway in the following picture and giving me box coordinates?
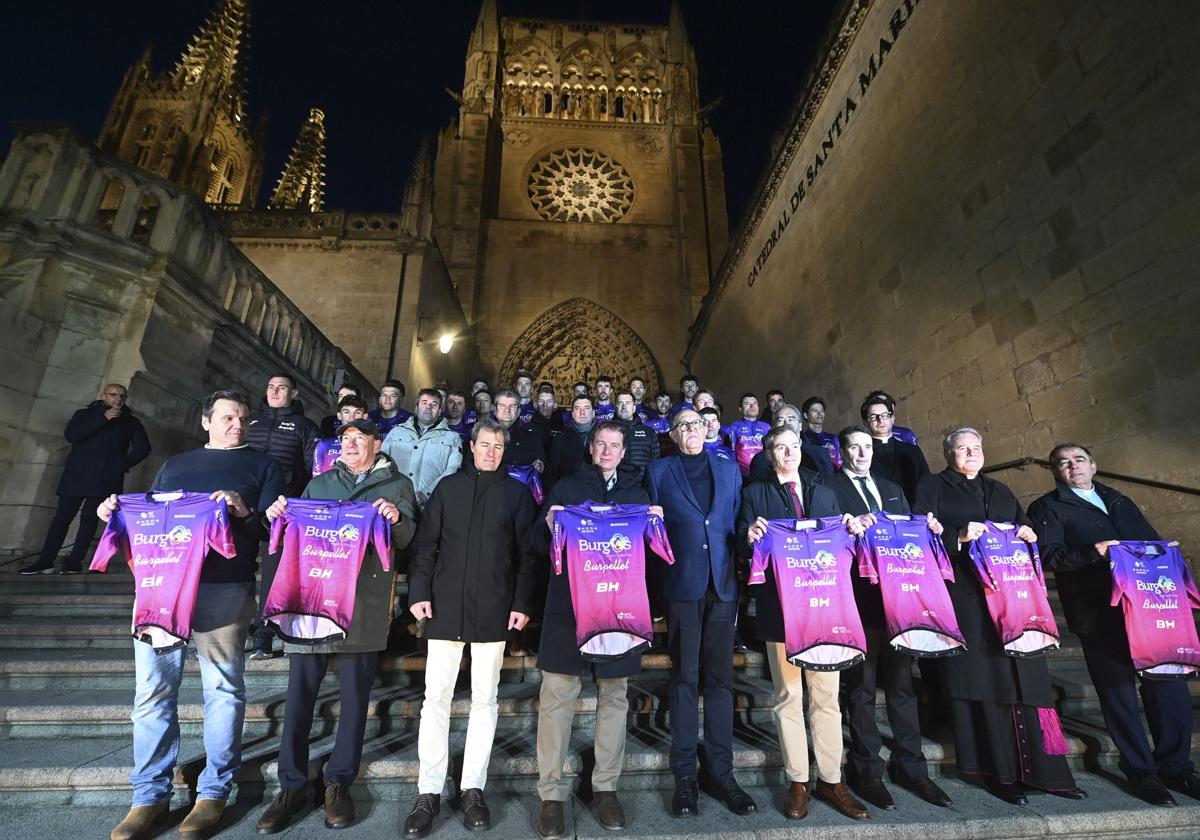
[498,297,662,392]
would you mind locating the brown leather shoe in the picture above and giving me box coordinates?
[110,804,168,840]
[536,800,566,840]
[814,781,869,821]
[178,798,227,835]
[593,790,626,829]
[324,783,356,829]
[783,782,809,819]
[256,788,307,833]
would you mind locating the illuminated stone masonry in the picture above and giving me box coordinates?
[526,146,635,223]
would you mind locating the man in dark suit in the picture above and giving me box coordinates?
[860,394,928,505]
[829,426,953,811]
[645,409,755,818]
[1029,443,1198,807]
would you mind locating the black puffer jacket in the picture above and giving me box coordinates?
[58,401,152,497]
[619,419,660,483]
[246,400,320,496]
[408,462,539,642]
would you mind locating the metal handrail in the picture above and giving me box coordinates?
[982,457,1200,497]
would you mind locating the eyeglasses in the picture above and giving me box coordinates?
[867,412,893,422]
[672,420,704,432]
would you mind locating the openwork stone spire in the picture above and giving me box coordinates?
[173,0,252,122]
[269,108,327,211]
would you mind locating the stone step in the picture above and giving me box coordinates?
[4,771,1198,840]
[3,709,1198,807]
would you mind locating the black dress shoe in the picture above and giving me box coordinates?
[671,777,699,817]
[537,801,566,839]
[324,783,356,829]
[592,791,625,829]
[851,776,895,810]
[709,777,757,815]
[18,563,56,575]
[1130,774,1178,808]
[1046,786,1088,800]
[460,788,490,831]
[256,788,307,834]
[991,782,1028,805]
[1163,768,1200,801]
[903,776,953,808]
[404,793,441,838]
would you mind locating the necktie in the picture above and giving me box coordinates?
[855,476,880,512]
[786,481,805,518]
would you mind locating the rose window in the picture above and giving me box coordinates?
[527,147,634,223]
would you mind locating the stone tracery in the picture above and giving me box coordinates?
[527,147,634,223]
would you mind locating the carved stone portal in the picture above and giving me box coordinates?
[499,297,662,393]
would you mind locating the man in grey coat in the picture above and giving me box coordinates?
[255,418,417,833]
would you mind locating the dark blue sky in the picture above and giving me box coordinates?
[1,0,838,229]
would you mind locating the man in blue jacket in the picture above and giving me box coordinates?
[645,409,755,818]
[22,382,150,574]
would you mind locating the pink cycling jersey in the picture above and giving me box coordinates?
[507,464,545,506]
[968,521,1060,657]
[750,517,867,671]
[264,499,392,644]
[856,514,965,657]
[1109,541,1200,679]
[312,437,342,477]
[550,501,675,661]
[91,492,236,652]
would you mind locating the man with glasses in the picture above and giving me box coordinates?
[860,393,928,505]
[22,382,151,575]
[1029,444,1199,806]
[645,410,755,818]
[746,403,834,482]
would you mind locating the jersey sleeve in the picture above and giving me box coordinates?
[931,528,955,582]
[89,508,129,572]
[1177,548,1200,610]
[1109,551,1127,608]
[856,533,879,584]
[372,508,393,572]
[268,511,288,554]
[207,499,237,559]
[1029,540,1049,595]
[968,541,998,591]
[551,515,567,576]
[645,513,676,566]
[529,471,545,506]
[749,529,771,585]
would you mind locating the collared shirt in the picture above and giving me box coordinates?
[843,468,881,511]
[1070,484,1108,514]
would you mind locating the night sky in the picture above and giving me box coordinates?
[2,0,838,230]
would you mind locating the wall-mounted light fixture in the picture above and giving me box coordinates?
[438,335,454,354]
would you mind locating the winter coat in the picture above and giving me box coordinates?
[57,401,151,497]
[500,420,547,469]
[619,419,660,483]
[381,417,463,500]
[282,455,418,654]
[246,401,320,497]
[735,469,842,642]
[407,462,539,642]
[532,465,652,679]
[1028,481,1160,635]
[913,469,1053,706]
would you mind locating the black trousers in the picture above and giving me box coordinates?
[665,590,737,780]
[37,494,106,570]
[1079,622,1195,778]
[843,623,928,781]
[277,651,379,790]
[949,699,1076,791]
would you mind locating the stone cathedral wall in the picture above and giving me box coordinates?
[689,0,1200,550]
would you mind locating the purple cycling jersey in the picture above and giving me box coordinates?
[507,464,545,505]
[892,425,918,446]
[518,401,537,425]
[724,419,770,477]
[703,439,735,461]
[801,429,843,470]
[264,499,392,644]
[669,400,694,418]
[91,492,237,652]
[368,407,411,438]
[968,522,1059,657]
[594,402,616,422]
[856,514,965,657]
[312,437,342,476]
[750,518,868,670]
[448,419,473,443]
[550,501,675,661]
[1109,541,1200,679]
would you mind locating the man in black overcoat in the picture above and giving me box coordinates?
[1029,443,1198,806]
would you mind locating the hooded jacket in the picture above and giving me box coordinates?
[58,401,151,497]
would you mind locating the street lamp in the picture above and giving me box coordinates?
[438,334,454,354]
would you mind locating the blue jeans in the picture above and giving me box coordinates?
[130,582,254,805]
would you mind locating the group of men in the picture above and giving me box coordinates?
[27,371,1199,840]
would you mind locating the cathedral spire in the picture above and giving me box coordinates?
[173,0,252,122]
[268,108,326,212]
[667,0,695,69]
[401,134,434,237]
[471,0,500,52]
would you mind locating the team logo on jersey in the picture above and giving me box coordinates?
[167,525,193,545]
[876,542,924,561]
[989,548,1031,567]
[134,526,192,547]
[302,524,360,543]
[578,533,632,555]
[1136,576,1177,596]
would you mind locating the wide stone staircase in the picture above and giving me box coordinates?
[0,563,1197,839]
